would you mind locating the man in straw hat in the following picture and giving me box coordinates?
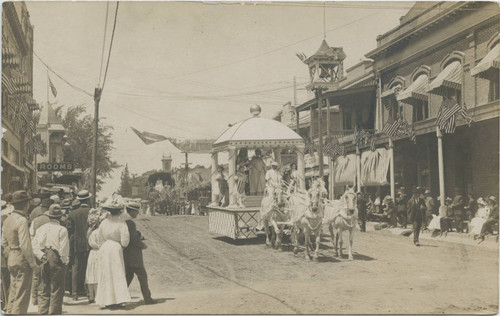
[67,190,92,300]
[32,204,69,314]
[124,201,156,305]
[1,190,38,314]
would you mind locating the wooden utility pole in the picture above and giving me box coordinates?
[91,86,102,207]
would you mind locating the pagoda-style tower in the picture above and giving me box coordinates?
[161,154,172,172]
[301,39,346,91]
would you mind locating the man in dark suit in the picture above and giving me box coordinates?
[407,187,426,246]
[356,192,368,232]
[67,190,91,300]
[124,202,155,305]
[396,187,408,228]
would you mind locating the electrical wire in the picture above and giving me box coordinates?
[33,52,93,97]
[101,2,119,92]
[98,2,110,85]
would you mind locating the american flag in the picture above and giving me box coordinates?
[436,97,472,134]
[381,118,402,138]
[323,136,342,157]
[49,76,57,98]
[352,128,370,147]
[398,119,416,143]
[304,137,317,155]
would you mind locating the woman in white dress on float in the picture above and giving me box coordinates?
[95,196,131,309]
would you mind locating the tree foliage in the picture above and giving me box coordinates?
[61,105,119,191]
[119,164,132,197]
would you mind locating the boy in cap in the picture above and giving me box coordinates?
[124,202,155,305]
[32,204,69,314]
[1,191,38,314]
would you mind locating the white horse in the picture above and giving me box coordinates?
[259,185,286,248]
[288,179,326,261]
[324,188,358,260]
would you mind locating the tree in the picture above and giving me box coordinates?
[119,164,132,197]
[61,105,119,191]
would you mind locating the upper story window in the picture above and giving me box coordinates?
[428,53,464,110]
[471,34,499,102]
[398,67,430,123]
[381,77,405,121]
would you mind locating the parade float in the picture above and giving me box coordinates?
[206,105,305,239]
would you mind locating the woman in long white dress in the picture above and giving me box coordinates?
[469,198,490,237]
[95,198,131,308]
[85,207,107,303]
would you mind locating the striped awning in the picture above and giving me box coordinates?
[471,44,500,79]
[428,61,462,96]
[2,73,17,94]
[397,74,429,105]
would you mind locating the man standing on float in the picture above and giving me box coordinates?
[248,149,266,195]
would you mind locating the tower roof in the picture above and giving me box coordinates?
[305,39,346,63]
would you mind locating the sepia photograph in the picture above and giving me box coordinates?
[1,1,499,314]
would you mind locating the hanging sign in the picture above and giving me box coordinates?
[38,162,74,172]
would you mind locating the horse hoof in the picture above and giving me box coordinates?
[348,256,354,261]
[313,256,319,262]
[293,248,299,255]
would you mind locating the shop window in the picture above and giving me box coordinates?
[9,146,19,166]
[2,139,8,158]
[489,76,499,102]
[412,99,429,123]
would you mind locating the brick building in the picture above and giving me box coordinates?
[1,2,40,194]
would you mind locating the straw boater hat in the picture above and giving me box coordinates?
[76,190,92,201]
[47,204,63,218]
[126,201,141,212]
[271,161,278,167]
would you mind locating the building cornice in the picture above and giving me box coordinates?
[366,2,477,60]
[3,3,28,55]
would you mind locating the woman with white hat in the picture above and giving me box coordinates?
[95,196,131,309]
[469,197,490,237]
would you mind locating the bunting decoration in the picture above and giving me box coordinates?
[131,127,214,153]
[381,118,402,138]
[131,127,168,145]
[304,137,317,155]
[33,134,47,156]
[436,97,473,134]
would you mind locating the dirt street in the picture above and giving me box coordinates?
[53,215,498,314]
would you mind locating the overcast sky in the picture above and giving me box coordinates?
[26,1,413,198]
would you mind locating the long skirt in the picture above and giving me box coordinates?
[95,240,130,306]
[85,249,100,285]
[469,217,486,236]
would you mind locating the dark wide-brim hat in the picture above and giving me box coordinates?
[76,190,92,200]
[11,190,31,204]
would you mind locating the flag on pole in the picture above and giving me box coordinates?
[323,136,342,158]
[381,118,402,138]
[48,76,57,98]
[436,97,472,134]
[352,128,370,147]
[130,127,168,145]
[304,137,317,155]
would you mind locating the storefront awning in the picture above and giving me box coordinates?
[397,74,429,105]
[428,61,462,96]
[471,44,500,79]
[360,148,390,186]
[333,154,356,185]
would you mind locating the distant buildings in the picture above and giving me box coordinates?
[2,2,39,194]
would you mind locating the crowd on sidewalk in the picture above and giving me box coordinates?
[355,187,499,245]
[1,189,156,314]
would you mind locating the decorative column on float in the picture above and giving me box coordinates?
[295,145,306,191]
[227,146,237,207]
[210,151,219,206]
